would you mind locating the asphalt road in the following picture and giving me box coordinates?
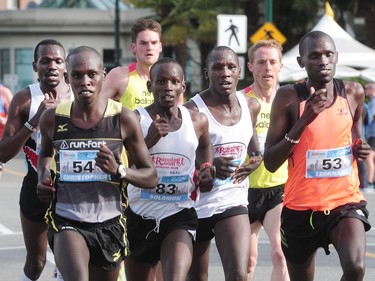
[1,153,374,280]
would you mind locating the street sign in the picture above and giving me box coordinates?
[217,14,248,54]
[250,22,287,45]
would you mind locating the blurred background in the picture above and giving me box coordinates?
[0,0,374,98]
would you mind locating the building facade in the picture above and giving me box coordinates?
[0,1,153,92]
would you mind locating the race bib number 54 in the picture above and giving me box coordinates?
[60,150,110,182]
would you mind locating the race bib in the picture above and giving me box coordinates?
[213,159,241,186]
[306,146,352,178]
[60,150,110,182]
[140,174,191,202]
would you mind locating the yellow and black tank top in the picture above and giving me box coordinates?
[119,62,154,110]
[245,88,288,188]
[48,99,127,223]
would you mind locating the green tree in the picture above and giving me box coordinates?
[125,0,372,89]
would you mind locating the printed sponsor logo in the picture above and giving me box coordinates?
[214,143,244,157]
[57,123,68,132]
[151,153,191,171]
[60,140,106,150]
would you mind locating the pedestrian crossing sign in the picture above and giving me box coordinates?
[217,14,248,54]
[250,22,287,45]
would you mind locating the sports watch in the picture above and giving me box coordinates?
[117,164,127,179]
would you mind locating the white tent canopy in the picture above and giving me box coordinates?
[279,13,375,82]
[361,68,375,82]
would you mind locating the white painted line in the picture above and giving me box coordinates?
[0,246,24,251]
[0,232,23,236]
[0,245,56,265]
[0,224,14,234]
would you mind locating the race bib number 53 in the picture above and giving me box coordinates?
[306,146,352,178]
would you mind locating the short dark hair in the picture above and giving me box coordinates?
[131,18,162,43]
[33,39,65,62]
[149,57,183,81]
[205,46,238,68]
[298,30,334,56]
[66,46,102,67]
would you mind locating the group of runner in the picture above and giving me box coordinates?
[0,18,371,281]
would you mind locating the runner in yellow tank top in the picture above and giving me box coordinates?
[119,62,154,109]
[101,19,162,111]
[241,40,289,281]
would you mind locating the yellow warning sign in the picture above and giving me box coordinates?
[250,22,287,45]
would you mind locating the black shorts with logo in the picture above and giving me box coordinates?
[47,213,129,271]
[280,201,371,264]
[248,184,284,224]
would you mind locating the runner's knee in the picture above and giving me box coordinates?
[270,247,287,266]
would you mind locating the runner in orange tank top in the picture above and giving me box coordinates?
[264,31,371,281]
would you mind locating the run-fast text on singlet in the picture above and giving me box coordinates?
[140,153,193,202]
[59,140,110,182]
[306,145,353,178]
[213,142,245,186]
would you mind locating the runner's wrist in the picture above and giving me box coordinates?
[24,121,37,133]
[284,133,300,144]
[117,164,127,179]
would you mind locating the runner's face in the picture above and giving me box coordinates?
[206,49,240,96]
[66,51,105,105]
[131,30,162,67]
[148,62,185,108]
[34,45,66,90]
[300,37,337,84]
[249,47,282,90]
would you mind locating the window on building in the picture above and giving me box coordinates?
[15,48,33,91]
[0,49,10,82]
[103,49,116,72]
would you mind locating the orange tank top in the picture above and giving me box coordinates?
[285,80,365,211]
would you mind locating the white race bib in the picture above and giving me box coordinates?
[60,150,110,182]
[140,173,191,202]
[305,146,352,178]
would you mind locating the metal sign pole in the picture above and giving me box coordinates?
[265,0,273,22]
[114,0,121,67]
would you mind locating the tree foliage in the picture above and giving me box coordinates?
[125,0,374,91]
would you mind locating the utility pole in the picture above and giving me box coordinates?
[265,0,273,22]
[114,0,121,67]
